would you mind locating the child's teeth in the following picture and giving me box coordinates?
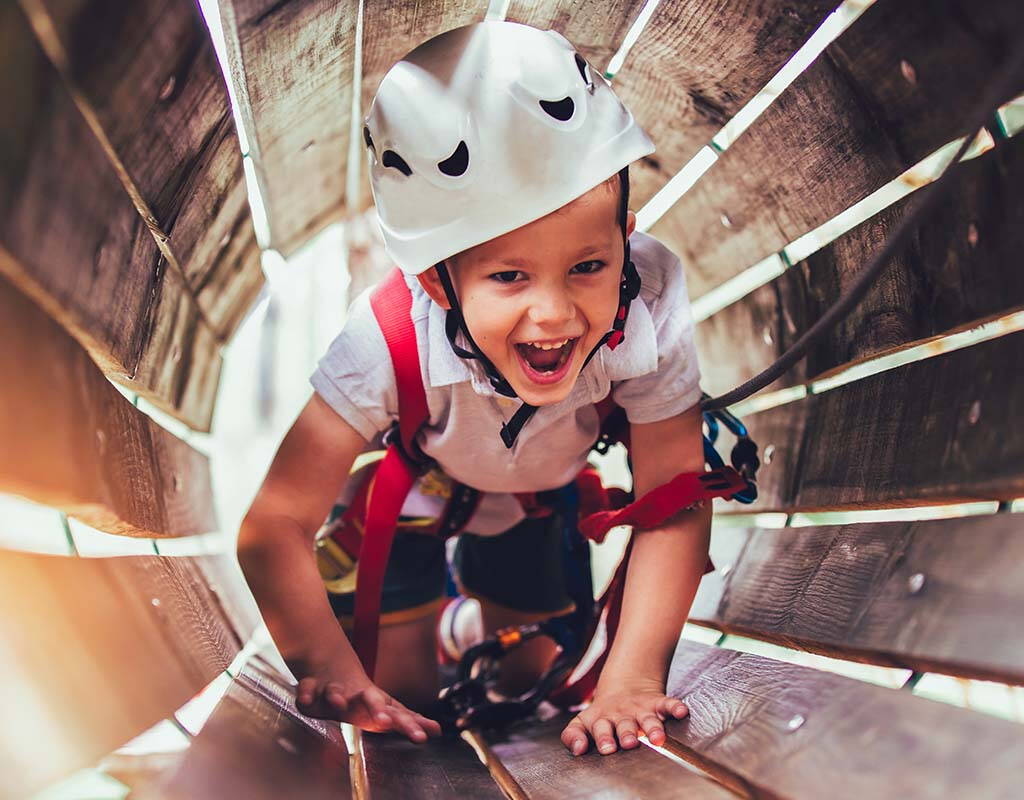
[529,339,568,350]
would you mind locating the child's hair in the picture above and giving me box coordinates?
[560,166,629,233]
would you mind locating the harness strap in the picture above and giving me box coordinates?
[578,466,747,543]
[352,447,418,677]
[353,269,432,677]
[546,466,738,709]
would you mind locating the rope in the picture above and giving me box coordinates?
[701,38,1024,414]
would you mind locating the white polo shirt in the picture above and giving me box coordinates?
[310,230,702,535]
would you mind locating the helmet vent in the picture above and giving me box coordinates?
[437,141,469,176]
[363,125,376,155]
[540,97,575,122]
[382,150,413,176]
[574,53,593,88]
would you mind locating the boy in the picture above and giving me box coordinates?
[237,20,708,757]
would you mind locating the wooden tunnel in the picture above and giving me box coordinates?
[2,0,1023,797]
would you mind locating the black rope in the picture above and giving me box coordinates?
[701,37,1024,414]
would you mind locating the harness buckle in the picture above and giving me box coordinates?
[381,421,434,474]
[436,615,586,732]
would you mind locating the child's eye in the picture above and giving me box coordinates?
[571,260,605,275]
[489,270,523,284]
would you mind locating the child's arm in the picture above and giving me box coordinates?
[561,401,707,756]
[237,392,440,742]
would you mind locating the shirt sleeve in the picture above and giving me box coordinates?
[611,245,703,423]
[309,288,399,441]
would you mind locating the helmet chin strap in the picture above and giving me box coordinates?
[436,223,641,449]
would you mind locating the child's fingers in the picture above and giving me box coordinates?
[658,696,688,719]
[615,717,640,749]
[358,687,396,729]
[324,682,350,714]
[391,708,429,743]
[638,713,665,746]
[591,717,617,755]
[413,712,443,737]
[295,677,319,709]
[560,718,589,756]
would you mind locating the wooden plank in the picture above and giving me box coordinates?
[665,640,1024,799]
[651,0,1024,299]
[0,273,216,539]
[613,0,834,208]
[0,551,243,799]
[27,0,264,342]
[484,716,734,799]
[0,3,222,430]
[354,1,485,212]
[218,0,357,257]
[145,667,351,800]
[693,515,1024,684]
[696,134,1024,396]
[196,554,264,647]
[361,731,506,800]
[504,1,647,78]
[740,330,1024,513]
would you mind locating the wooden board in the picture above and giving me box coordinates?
[0,3,222,430]
[666,640,1024,799]
[484,716,734,799]
[696,134,1024,396]
[27,0,264,342]
[0,551,242,799]
[613,0,834,207]
[197,554,264,648]
[144,667,351,800]
[218,0,357,256]
[0,273,216,539]
[693,515,1024,684]
[354,1,485,211]
[360,731,506,799]
[504,0,647,79]
[651,0,1024,299]
[739,330,1024,512]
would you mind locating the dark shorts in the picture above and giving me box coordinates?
[325,509,575,627]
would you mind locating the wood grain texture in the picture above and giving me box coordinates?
[666,640,1024,800]
[741,330,1024,513]
[361,730,506,800]
[614,0,834,208]
[695,134,1024,396]
[355,1,485,211]
[694,515,1024,684]
[0,273,216,538]
[29,0,264,341]
[504,0,647,74]
[219,0,357,257]
[0,552,242,799]
[196,553,264,647]
[652,0,1024,299]
[0,3,221,430]
[144,667,351,800]
[484,716,735,799]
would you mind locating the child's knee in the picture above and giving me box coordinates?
[373,612,441,710]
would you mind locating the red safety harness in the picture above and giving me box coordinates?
[331,268,747,698]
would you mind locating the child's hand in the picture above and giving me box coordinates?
[295,672,442,743]
[559,677,689,756]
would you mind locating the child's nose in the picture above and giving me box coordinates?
[527,287,576,326]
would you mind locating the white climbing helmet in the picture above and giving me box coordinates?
[362,20,655,276]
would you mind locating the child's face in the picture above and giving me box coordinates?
[419,179,636,407]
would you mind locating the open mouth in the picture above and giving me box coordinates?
[514,337,579,385]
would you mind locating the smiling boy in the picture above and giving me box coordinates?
[237,20,710,756]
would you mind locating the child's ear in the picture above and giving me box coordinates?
[625,209,637,239]
[416,264,452,310]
